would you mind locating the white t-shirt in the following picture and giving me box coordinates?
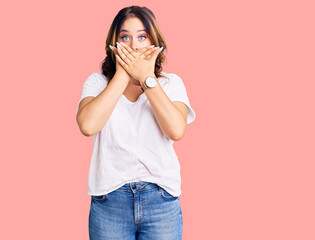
[78,72,196,197]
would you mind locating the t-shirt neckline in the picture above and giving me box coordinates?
[121,92,145,104]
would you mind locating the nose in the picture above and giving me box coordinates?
[130,41,139,51]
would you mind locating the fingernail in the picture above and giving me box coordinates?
[159,46,164,51]
[109,45,113,50]
[150,45,155,48]
[120,42,125,46]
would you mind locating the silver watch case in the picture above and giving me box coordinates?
[145,77,157,88]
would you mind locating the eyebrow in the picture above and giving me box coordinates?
[119,29,146,33]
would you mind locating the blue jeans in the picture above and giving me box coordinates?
[89,181,183,240]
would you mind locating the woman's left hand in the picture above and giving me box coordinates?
[115,42,163,84]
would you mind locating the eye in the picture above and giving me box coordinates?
[139,35,146,40]
[120,35,129,40]
[119,35,147,41]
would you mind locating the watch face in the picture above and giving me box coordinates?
[146,77,157,87]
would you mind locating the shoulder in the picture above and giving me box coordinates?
[158,71,182,87]
[159,71,185,90]
[86,72,108,89]
[90,72,108,82]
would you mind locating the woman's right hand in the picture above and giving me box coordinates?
[109,45,134,83]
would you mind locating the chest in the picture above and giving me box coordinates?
[123,84,144,103]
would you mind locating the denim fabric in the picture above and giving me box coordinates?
[89,181,183,240]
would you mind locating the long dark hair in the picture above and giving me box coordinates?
[100,6,168,82]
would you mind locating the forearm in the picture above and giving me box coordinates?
[144,81,186,141]
[77,73,129,136]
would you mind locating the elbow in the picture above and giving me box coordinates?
[78,123,94,137]
[169,128,186,141]
[170,135,183,141]
[169,123,187,141]
[77,120,103,137]
[76,114,94,137]
[171,120,188,141]
[80,127,94,137]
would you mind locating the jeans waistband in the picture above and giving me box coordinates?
[117,181,160,191]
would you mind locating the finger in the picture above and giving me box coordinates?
[109,45,119,55]
[147,46,164,61]
[116,43,132,65]
[139,45,156,56]
[140,46,157,59]
[117,42,137,59]
[115,54,128,69]
[144,46,163,60]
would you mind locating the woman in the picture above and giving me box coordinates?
[76,5,196,240]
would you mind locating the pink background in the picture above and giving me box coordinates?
[1,0,314,239]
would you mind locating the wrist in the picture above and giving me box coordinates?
[140,74,158,92]
[139,73,156,85]
[115,71,130,82]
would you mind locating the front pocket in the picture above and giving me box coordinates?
[91,194,106,202]
[159,188,178,199]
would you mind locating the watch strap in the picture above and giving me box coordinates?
[141,80,149,92]
[141,84,147,92]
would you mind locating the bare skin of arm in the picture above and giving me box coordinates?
[76,72,129,136]
[141,78,188,141]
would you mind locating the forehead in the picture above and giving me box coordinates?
[119,17,146,34]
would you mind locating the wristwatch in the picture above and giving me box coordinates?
[141,76,157,92]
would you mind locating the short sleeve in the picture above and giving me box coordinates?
[77,73,103,111]
[166,73,196,124]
